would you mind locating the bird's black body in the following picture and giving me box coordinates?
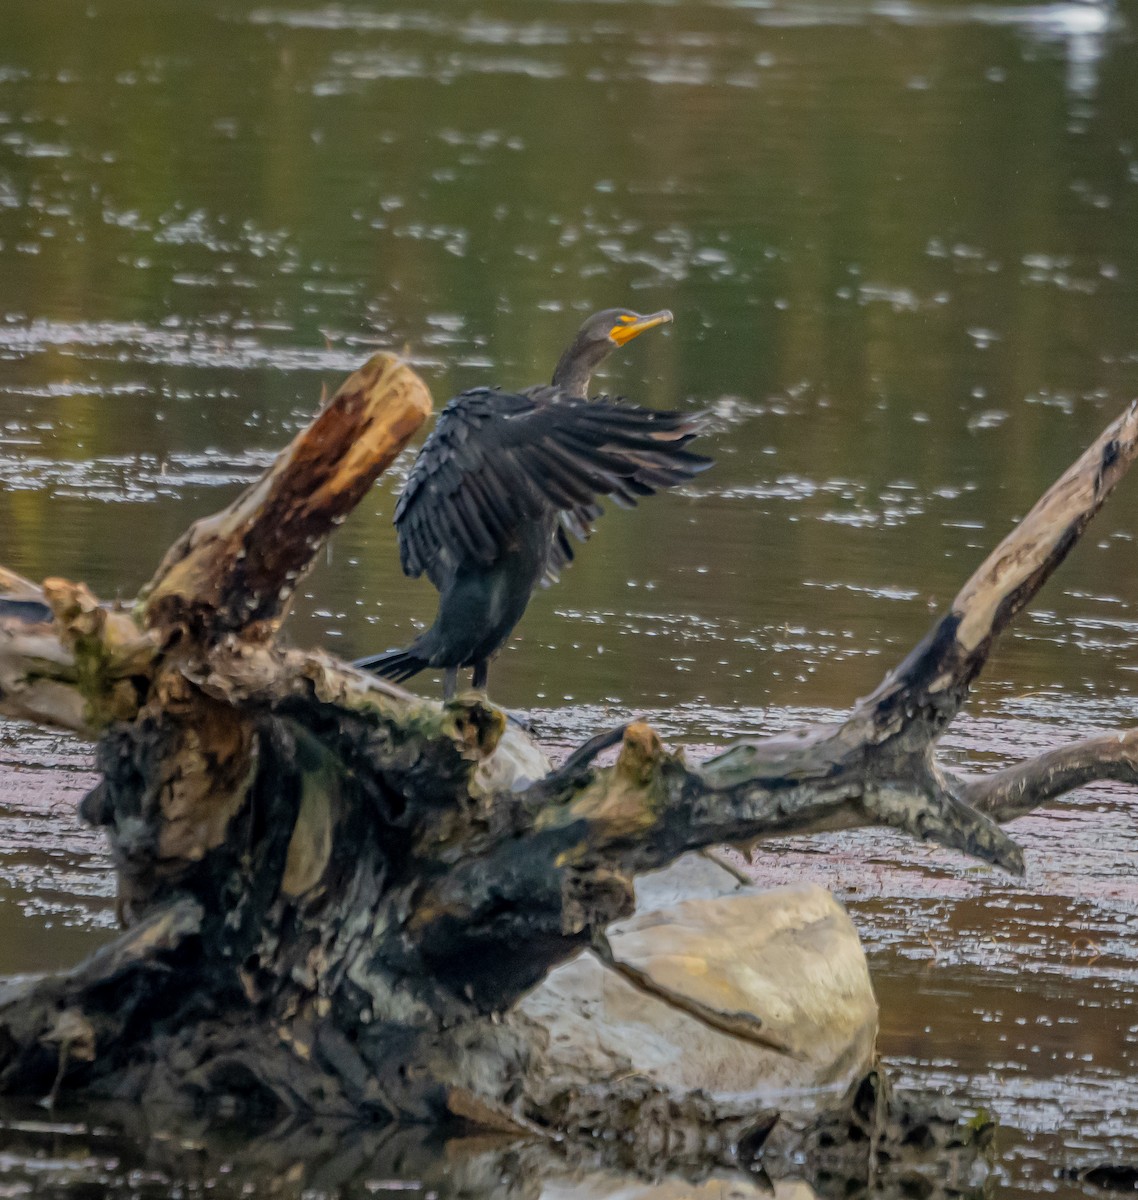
[356,309,710,697]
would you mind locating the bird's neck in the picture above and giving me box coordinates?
[551,338,610,398]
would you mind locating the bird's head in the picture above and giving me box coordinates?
[585,307,674,348]
[551,307,673,396]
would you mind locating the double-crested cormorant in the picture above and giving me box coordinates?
[355,308,710,698]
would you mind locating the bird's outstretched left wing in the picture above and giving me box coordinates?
[393,386,710,585]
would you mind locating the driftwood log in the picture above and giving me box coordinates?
[1,352,1137,1141]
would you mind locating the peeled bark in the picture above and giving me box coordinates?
[0,351,1135,1148]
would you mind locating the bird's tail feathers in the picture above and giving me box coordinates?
[354,647,427,683]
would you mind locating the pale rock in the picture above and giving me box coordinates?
[632,851,748,911]
[539,1170,818,1199]
[473,722,552,794]
[514,854,877,1115]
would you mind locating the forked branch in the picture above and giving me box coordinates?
[0,358,1136,1119]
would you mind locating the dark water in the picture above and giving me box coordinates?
[3,0,1138,1194]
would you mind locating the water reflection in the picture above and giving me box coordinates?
[0,1105,831,1199]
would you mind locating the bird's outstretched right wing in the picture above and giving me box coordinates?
[394,386,711,584]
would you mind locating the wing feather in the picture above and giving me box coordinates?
[394,385,711,581]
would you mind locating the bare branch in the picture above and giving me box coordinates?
[854,402,1138,742]
[0,579,153,736]
[3,359,1138,1135]
[0,567,47,604]
[951,728,1138,822]
[141,353,432,645]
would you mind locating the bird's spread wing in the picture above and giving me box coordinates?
[394,386,711,583]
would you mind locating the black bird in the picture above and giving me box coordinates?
[356,308,710,699]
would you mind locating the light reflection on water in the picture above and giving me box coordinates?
[2,0,1138,1193]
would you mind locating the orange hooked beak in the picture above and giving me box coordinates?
[608,309,673,347]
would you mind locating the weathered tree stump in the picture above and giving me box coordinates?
[1,352,1137,1165]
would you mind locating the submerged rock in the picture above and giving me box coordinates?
[479,868,987,1190]
[538,1170,817,1199]
[511,854,878,1130]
